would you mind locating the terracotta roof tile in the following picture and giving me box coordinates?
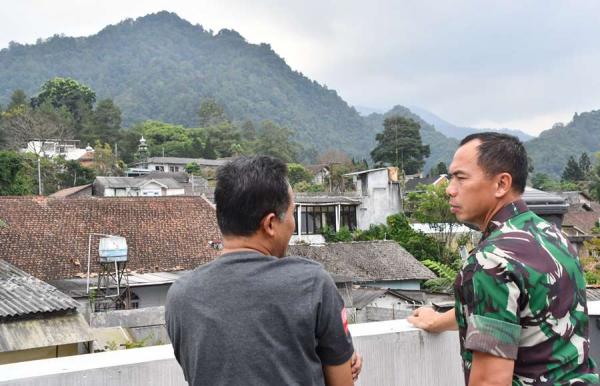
[0,196,221,281]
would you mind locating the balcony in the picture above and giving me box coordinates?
[0,319,464,386]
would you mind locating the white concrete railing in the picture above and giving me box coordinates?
[0,319,464,386]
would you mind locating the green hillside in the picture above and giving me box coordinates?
[526,110,600,177]
[0,11,367,159]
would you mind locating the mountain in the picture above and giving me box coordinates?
[525,110,600,177]
[409,106,534,142]
[0,11,369,160]
[363,105,459,171]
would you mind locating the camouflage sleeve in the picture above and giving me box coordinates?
[463,249,522,360]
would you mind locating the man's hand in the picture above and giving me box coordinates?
[351,352,362,381]
[407,307,458,332]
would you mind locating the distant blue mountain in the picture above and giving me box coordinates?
[408,106,534,142]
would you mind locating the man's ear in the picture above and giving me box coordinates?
[260,212,277,237]
[495,172,513,198]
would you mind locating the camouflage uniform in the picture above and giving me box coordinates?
[455,200,599,385]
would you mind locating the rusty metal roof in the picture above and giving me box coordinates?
[0,259,80,320]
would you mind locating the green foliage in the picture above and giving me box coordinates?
[371,116,430,174]
[422,259,458,280]
[81,98,122,145]
[0,12,371,160]
[322,225,353,242]
[287,163,312,186]
[406,183,454,224]
[428,161,448,177]
[585,270,600,285]
[363,105,458,172]
[7,89,27,110]
[255,121,299,162]
[353,224,388,241]
[526,111,600,177]
[198,98,229,127]
[31,77,96,134]
[0,151,35,195]
[562,155,584,182]
[531,172,579,192]
[292,181,323,192]
[185,162,201,175]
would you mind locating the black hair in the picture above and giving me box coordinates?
[460,132,528,193]
[215,156,290,236]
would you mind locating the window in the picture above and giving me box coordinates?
[340,205,357,231]
[170,166,179,172]
[114,188,127,197]
[155,166,165,171]
[294,205,336,235]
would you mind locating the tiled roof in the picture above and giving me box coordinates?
[287,240,436,282]
[404,176,439,191]
[294,193,361,205]
[95,176,183,189]
[49,184,92,198]
[587,287,600,302]
[0,259,80,320]
[0,196,221,281]
[563,201,600,234]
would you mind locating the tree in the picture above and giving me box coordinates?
[205,122,242,158]
[428,162,448,177]
[561,156,584,182]
[198,98,228,127]
[93,142,122,176]
[589,153,600,201]
[255,121,299,163]
[287,163,313,186]
[370,116,430,174]
[0,151,34,195]
[406,182,461,262]
[185,162,202,175]
[1,102,74,152]
[579,152,592,178]
[81,99,122,145]
[31,77,96,134]
[7,89,27,111]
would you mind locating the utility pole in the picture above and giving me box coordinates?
[37,157,42,195]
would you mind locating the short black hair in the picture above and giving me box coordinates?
[215,156,290,236]
[460,132,528,193]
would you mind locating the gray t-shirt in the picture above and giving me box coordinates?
[165,251,354,386]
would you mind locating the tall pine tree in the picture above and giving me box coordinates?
[370,116,430,175]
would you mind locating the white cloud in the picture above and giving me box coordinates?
[2,0,600,136]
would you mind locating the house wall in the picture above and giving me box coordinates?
[131,285,171,309]
[165,188,185,196]
[0,344,79,365]
[355,170,402,229]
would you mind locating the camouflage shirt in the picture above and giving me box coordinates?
[454,200,599,385]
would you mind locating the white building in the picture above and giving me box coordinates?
[93,177,185,197]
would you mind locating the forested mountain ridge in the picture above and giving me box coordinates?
[0,11,370,159]
[525,110,600,177]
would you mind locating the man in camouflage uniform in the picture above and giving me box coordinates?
[409,133,598,385]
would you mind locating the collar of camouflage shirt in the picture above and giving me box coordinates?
[482,199,529,240]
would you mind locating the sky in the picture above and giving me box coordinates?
[2,1,600,136]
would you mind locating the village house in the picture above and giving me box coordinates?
[127,156,228,176]
[92,176,185,197]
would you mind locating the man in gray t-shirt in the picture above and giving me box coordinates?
[166,156,360,386]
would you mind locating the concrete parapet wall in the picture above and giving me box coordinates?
[0,320,464,386]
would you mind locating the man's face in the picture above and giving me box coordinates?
[446,140,499,229]
[271,186,296,257]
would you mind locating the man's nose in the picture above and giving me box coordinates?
[446,182,457,197]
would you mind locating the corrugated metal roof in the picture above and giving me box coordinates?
[0,259,80,320]
[523,187,568,214]
[147,157,228,167]
[587,287,600,302]
[0,313,92,352]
